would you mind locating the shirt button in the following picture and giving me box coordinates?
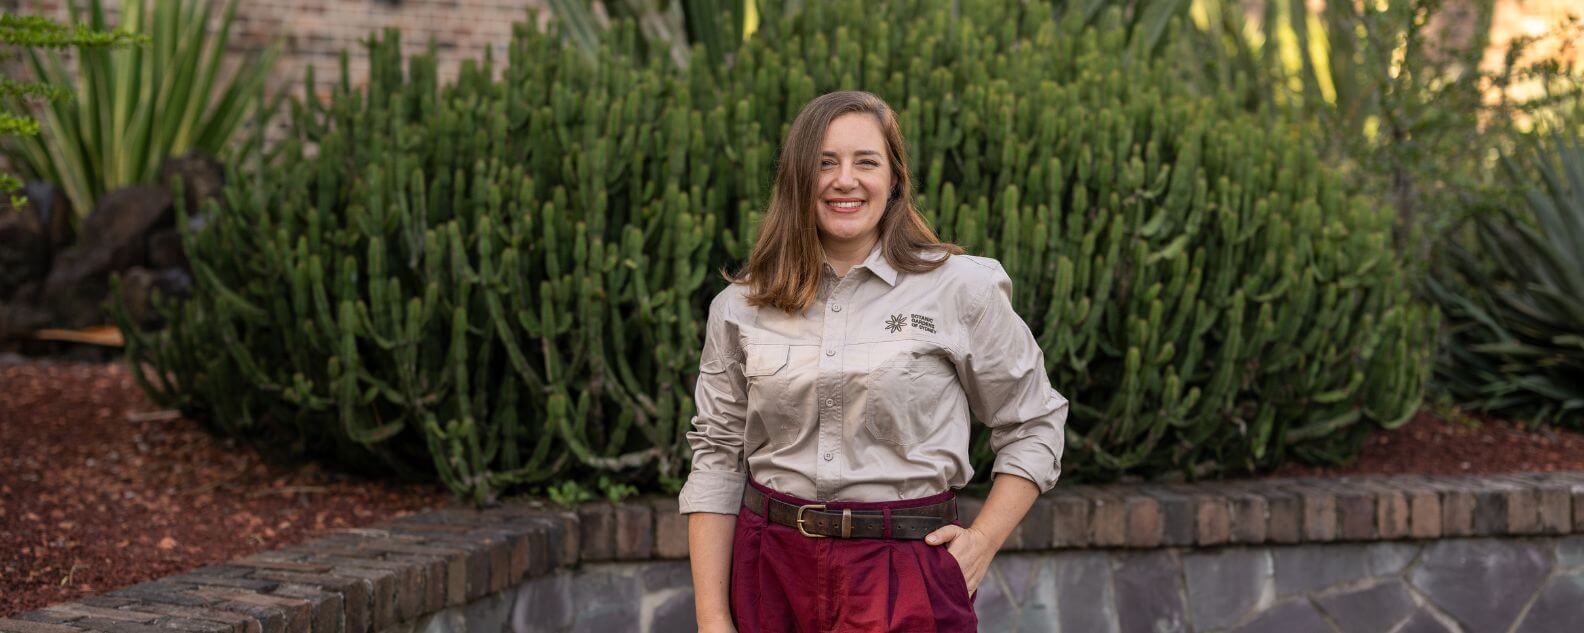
[825,349,835,357]
[831,304,842,312]
[825,397,835,407]
[823,452,833,461]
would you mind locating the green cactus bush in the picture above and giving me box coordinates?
[115,0,1434,502]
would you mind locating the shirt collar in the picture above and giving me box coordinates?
[860,241,898,286]
[823,240,897,287]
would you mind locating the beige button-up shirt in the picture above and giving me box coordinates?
[677,242,1068,515]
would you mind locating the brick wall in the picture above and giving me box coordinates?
[5,472,1584,631]
[2,0,552,104]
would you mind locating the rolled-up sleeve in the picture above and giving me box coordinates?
[677,290,749,515]
[958,262,1068,493]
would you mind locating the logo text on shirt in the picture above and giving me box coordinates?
[883,313,936,334]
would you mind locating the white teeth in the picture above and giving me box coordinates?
[830,201,864,209]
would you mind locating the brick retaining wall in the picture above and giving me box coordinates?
[5,473,1584,632]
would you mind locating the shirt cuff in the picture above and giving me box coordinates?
[991,437,1063,494]
[678,469,747,515]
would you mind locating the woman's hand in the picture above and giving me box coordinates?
[924,473,1040,595]
[924,524,996,594]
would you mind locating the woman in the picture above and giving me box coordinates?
[678,90,1068,632]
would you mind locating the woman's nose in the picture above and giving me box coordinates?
[834,163,859,189]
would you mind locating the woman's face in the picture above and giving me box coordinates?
[814,112,893,248]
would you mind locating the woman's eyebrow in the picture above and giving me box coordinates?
[820,150,883,157]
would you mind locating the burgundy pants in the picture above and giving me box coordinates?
[730,477,979,632]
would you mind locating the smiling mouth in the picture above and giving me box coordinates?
[825,200,866,213]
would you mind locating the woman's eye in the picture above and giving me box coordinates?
[860,160,879,167]
[820,160,836,167]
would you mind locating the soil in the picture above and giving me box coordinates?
[0,359,452,617]
[1267,409,1584,478]
[4,360,1584,617]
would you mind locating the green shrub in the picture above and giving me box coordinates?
[117,0,1433,503]
[1181,0,1523,272]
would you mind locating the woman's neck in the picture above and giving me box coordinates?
[821,235,878,278]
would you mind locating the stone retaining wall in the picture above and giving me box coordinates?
[399,536,1582,632]
[6,473,1584,633]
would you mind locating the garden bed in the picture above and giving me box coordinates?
[0,359,451,617]
[1268,408,1584,478]
[4,359,1583,617]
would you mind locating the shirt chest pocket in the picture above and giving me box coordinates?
[744,343,788,377]
[864,353,960,446]
[743,343,798,446]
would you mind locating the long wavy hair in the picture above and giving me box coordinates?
[730,90,962,313]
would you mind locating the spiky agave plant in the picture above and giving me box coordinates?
[1431,131,1584,425]
[2,0,280,225]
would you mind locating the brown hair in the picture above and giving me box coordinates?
[729,90,963,313]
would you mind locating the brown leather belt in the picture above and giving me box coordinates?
[741,485,957,540]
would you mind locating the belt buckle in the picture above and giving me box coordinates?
[796,503,827,538]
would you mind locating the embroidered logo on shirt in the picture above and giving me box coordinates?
[883,313,937,334]
[884,314,906,333]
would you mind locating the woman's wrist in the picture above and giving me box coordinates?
[697,611,733,624]
[968,472,1041,548]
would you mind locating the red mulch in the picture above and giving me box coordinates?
[1268,409,1584,478]
[0,360,452,617]
[4,361,1584,617]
